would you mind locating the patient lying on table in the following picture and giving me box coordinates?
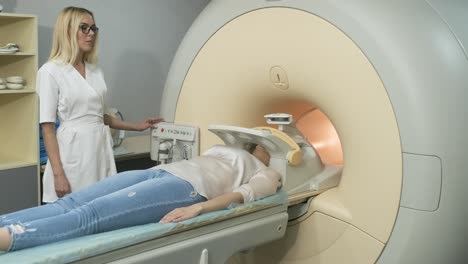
[0,144,281,252]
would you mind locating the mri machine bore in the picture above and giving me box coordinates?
[159,0,468,263]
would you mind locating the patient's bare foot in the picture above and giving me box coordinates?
[0,227,11,251]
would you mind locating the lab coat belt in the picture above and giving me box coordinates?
[56,119,113,147]
[58,117,105,130]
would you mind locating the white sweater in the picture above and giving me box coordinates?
[155,145,281,202]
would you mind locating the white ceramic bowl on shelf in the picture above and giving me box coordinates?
[6,83,24,90]
[6,76,25,84]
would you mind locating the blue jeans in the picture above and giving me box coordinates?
[0,169,206,251]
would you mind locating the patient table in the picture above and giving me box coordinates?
[0,191,288,264]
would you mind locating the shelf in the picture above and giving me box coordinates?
[0,148,37,170]
[0,88,35,94]
[0,55,37,91]
[0,52,36,56]
[0,155,37,170]
[0,13,36,19]
[0,14,37,55]
[0,12,40,208]
[0,93,38,170]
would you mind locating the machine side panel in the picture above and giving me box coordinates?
[400,153,442,211]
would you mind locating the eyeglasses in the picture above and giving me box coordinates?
[79,24,99,34]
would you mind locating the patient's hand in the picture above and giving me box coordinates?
[160,204,203,223]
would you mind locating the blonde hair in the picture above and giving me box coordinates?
[48,6,99,64]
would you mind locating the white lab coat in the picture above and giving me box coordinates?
[37,61,116,203]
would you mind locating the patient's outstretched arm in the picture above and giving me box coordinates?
[160,192,243,223]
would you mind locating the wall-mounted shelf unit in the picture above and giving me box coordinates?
[0,13,39,213]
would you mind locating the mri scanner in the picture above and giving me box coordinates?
[1,1,467,263]
[158,0,468,263]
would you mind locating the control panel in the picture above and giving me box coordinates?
[150,122,199,164]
